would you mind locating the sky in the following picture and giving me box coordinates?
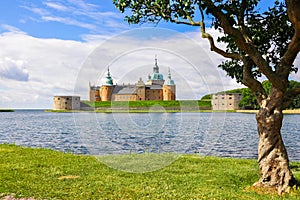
[0,0,298,109]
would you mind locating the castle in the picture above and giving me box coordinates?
[212,93,242,110]
[89,58,176,102]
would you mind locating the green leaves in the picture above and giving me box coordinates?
[113,0,198,24]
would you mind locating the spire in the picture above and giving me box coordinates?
[168,67,172,79]
[153,55,159,73]
[104,66,113,86]
[164,67,175,85]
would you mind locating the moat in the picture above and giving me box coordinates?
[1,110,300,161]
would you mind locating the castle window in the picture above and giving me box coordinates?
[229,97,232,99]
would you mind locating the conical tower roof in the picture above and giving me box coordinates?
[103,67,113,86]
[164,68,175,85]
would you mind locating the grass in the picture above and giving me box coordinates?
[84,100,212,109]
[0,109,14,112]
[1,144,300,199]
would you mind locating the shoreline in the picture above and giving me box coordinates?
[44,109,300,114]
[236,109,300,114]
[0,109,14,112]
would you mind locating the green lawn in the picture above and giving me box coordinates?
[84,100,211,109]
[1,144,299,199]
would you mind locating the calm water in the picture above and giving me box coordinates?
[1,110,300,161]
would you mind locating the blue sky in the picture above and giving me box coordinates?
[0,0,297,109]
[0,0,199,41]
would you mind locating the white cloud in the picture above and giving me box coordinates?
[67,0,98,11]
[41,16,97,30]
[0,57,29,81]
[21,5,50,16]
[0,31,96,108]
[43,2,69,11]
[21,0,127,34]
[1,24,27,35]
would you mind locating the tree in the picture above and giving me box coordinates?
[239,80,300,109]
[112,0,300,194]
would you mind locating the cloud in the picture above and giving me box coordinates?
[41,16,97,30]
[21,5,50,16]
[0,57,29,81]
[66,0,98,11]
[20,0,126,34]
[43,2,69,11]
[1,24,27,35]
[0,31,96,108]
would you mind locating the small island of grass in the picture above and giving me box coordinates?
[0,109,14,112]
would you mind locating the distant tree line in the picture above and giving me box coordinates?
[202,80,300,110]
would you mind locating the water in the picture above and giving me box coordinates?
[1,110,300,161]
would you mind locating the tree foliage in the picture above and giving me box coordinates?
[237,80,300,109]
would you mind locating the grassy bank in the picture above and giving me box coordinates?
[85,100,211,109]
[0,109,14,112]
[1,144,300,199]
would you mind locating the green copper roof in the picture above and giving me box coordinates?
[149,57,164,81]
[164,68,175,85]
[103,67,113,86]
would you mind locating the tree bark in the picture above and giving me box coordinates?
[254,89,296,194]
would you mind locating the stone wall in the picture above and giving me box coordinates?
[212,93,242,110]
[53,96,80,110]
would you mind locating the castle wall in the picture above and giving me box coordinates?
[136,86,146,101]
[145,89,163,100]
[89,89,100,102]
[212,93,242,110]
[53,96,80,110]
[163,85,176,100]
[113,94,138,101]
[100,86,114,101]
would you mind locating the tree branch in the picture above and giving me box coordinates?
[202,0,285,91]
[277,0,300,79]
[170,18,201,26]
[242,57,267,104]
[198,4,242,60]
[283,86,300,108]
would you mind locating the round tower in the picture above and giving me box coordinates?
[163,68,176,100]
[100,67,114,101]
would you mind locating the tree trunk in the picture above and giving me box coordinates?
[254,92,296,194]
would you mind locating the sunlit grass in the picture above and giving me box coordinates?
[0,144,299,199]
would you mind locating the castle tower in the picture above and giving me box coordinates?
[163,68,176,100]
[147,56,165,86]
[136,77,146,100]
[100,67,114,101]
